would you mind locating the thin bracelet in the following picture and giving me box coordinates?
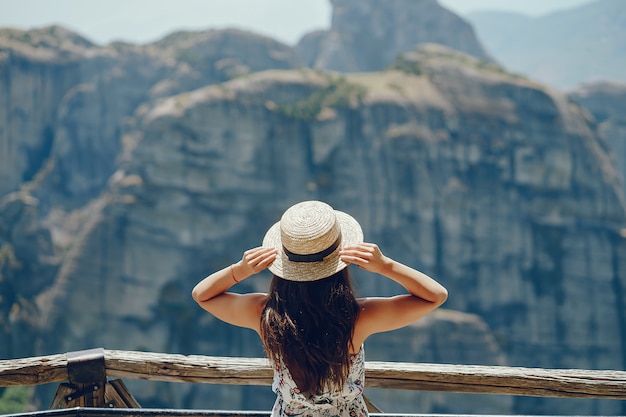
[230,264,239,283]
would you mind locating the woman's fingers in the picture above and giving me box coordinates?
[340,243,386,273]
[341,244,375,257]
[256,249,277,269]
[243,247,277,272]
[340,245,373,265]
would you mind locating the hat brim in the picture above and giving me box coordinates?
[262,210,363,281]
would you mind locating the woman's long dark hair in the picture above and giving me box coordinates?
[260,268,360,394]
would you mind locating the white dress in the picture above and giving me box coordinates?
[270,347,368,417]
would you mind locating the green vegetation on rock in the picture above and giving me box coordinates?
[276,75,366,119]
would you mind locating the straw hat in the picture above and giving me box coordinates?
[263,200,363,281]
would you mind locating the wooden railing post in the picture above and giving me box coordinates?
[50,348,107,409]
[49,348,139,410]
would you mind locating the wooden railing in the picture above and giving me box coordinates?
[2,348,626,398]
[0,348,625,414]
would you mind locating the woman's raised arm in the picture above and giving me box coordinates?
[191,246,277,332]
[340,243,447,345]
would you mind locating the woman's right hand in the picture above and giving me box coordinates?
[234,246,278,280]
[192,246,277,334]
[339,243,391,275]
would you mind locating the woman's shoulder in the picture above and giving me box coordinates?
[355,293,445,344]
[248,292,270,312]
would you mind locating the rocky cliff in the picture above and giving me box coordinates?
[0,26,300,202]
[1,3,626,416]
[296,0,490,71]
[570,81,626,199]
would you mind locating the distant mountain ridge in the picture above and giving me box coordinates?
[467,0,626,89]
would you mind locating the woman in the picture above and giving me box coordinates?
[192,201,447,417]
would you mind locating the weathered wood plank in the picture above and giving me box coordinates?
[104,351,273,385]
[1,349,626,400]
[364,361,626,399]
[0,353,67,386]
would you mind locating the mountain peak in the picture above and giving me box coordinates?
[467,0,626,88]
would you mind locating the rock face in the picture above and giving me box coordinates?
[0,192,60,360]
[0,26,300,203]
[0,26,90,198]
[296,0,491,71]
[1,8,626,417]
[570,81,626,198]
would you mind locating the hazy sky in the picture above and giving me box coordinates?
[0,0,593,46]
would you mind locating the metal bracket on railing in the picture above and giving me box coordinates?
[67,348,106,386]
[50,348,140,410]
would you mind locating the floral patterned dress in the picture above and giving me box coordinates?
[270,347,368,417]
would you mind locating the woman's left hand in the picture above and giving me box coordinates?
[339,243,391,274]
